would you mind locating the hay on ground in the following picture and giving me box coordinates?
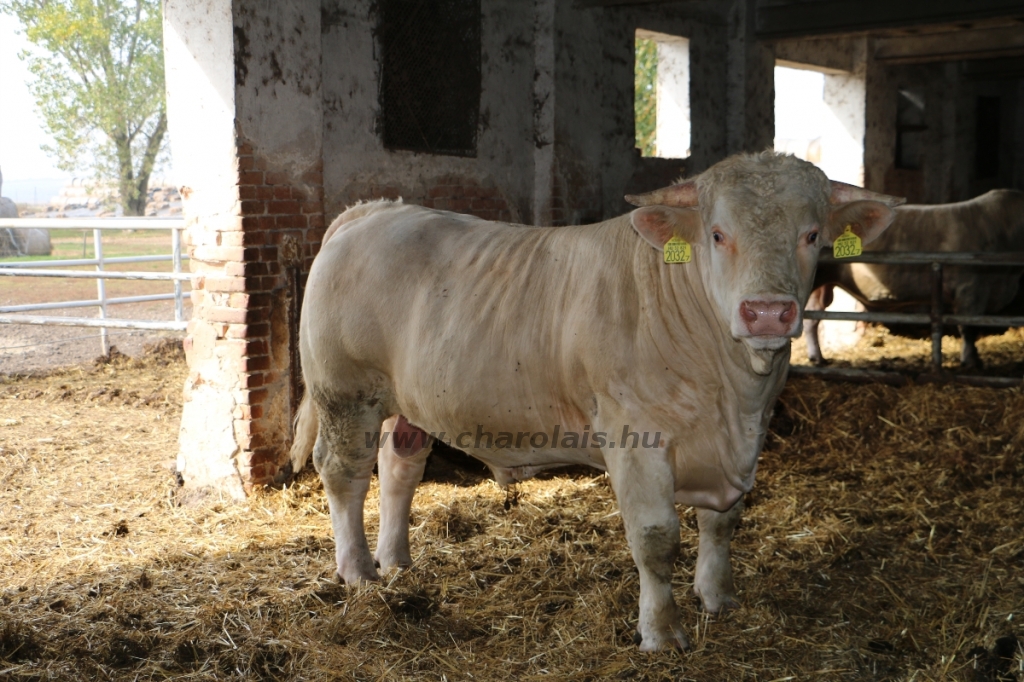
[0,338,1022,680]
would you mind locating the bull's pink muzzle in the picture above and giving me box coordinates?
[739,299,799,337]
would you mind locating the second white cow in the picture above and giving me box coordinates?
[291,152,900,650]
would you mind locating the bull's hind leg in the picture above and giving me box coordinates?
[374,416,430,572]
[693,497,744,614]
[312,399,382,584]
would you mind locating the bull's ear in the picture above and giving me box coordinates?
[825,200,897,246]
[630,206,702,251]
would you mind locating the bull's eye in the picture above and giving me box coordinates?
[807,231,819,244]
[712,231,724,244]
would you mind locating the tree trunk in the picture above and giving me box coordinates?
[116,112,167,217]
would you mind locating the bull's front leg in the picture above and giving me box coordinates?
[694,497,743,613]
[604,443,688,652]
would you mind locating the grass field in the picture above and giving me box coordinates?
[0,229,190,307]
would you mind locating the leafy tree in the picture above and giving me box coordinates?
[1,0,167,216]
[634,37,657,158]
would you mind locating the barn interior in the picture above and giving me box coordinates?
[2,2,1024,679]
[162,0,1024,495]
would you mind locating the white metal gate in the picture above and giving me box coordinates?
[0,217,190,356]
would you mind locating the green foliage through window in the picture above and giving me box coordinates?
[634,37,657,158]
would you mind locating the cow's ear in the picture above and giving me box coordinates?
[630,206,702,251]
[825,200,897,246]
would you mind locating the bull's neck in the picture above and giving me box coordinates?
[630,233,789,407]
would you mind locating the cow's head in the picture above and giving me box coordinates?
[626,152,902,361]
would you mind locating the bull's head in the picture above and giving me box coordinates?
[625,153,902,361]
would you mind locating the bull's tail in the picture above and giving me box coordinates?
[290,391,319,474]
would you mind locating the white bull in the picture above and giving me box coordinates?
[804,189,1024,367]
[291,152,900,650]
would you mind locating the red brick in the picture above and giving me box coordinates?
[246,306,272,323]
[239,185,258,200]
[260,246,279,262]
[268,200,300,214]
[239,170,263,185]
[238,155,256,172]
[257,186,274,201]
[245,338,269,355]
[273,186,293,200]
[240,199,265,215]
[205,306,249,324]
[204,276,247,292]
[265,171,289,185]
[225,261,267,277]
[237,142,254,155]
[227,292,250,308]
[193,245,246,262]
[300,201,321,214]
[301,169,323,185]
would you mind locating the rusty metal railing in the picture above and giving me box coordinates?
[790,251,1024,388]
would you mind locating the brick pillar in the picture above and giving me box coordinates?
[233,142,325,487]
[169,0,324,498]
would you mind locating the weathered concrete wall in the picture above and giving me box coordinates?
[320,1,737,227]
[320,0,530,223]
[866,58,1023,203]
[552,2,730,222]
[165,0,248,499]
[778,31,1024,203]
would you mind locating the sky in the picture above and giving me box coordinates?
[0,15,69,183]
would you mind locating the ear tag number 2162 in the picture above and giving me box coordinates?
[833,225,862,259]
[664,236,692,264]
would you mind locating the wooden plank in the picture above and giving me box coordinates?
[756,0,1024,39]
[874,25,1024,63]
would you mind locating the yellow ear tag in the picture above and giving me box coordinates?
[663,236,692,264]
[832,224,862,259]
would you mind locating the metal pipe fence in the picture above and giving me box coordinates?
[791,251,1024,388]
[0,218,189,356]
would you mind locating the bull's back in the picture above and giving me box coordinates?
[830,190,1024,310]
[300,203,637,435]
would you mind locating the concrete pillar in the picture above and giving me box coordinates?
[820,39,866,186]
[165,0,324,498]
[726,0,775,156]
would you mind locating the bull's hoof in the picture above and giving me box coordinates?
[694,583,740,616]
[695,593,740,616]
[636,625,690,652]
[336,553,380,585]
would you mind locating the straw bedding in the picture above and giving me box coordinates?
[0,335,1021,680]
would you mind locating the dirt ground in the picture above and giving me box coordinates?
[0,332,1022,680]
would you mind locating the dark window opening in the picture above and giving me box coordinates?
[895,88,925,170]
[975,96,1001,180]
[378,0,481,157]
